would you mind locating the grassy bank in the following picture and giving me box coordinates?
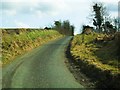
[1,29,62,66]
[70,33,120,88]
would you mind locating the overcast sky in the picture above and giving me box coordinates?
[0,0,119,34]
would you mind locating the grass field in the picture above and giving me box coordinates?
[1,29,62,66]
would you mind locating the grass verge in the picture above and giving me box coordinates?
[1,29,62,66]
[70,33,120,88]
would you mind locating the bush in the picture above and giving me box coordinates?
[115,32,120,57]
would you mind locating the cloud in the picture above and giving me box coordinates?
[1,0,67,16]
[107,3,118,12]
[99,0,118,3]
[14,20,30,28]
[1,0,118,16]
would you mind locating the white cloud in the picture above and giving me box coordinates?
[99,0,118,3]
[110,12,118,17]
[14,20,30,28]
[1,0,67,16]
[2,0,38,2]
[4,10,16,16]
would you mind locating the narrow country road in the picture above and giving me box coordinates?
[2,36,84,88]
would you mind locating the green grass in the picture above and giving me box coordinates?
[2,29,62,66]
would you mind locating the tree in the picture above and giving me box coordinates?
[93,3,102,32]
[53,20,74,36]
[70,25,74,36]
[63,20,70,30]
[92,3,108,33]
[102,21,116,34]
[54,21,62,31]
[62,20,71,35]
[113,17,119,32]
